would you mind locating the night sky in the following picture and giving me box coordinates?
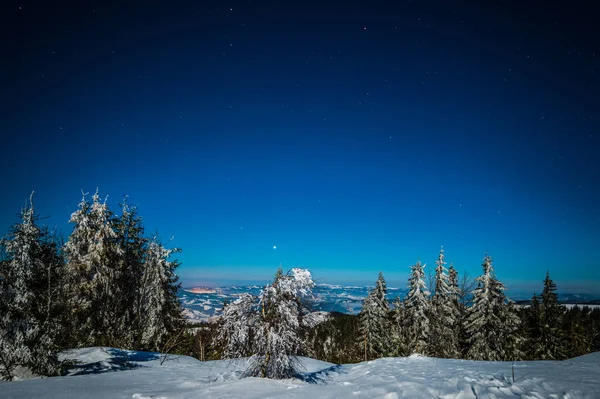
[2,1,599,294]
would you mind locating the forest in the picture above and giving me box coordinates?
[1,191,599,380]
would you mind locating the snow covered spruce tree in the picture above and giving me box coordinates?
[113,199,147,349]
[501,300,524,361]
[357,272,390,361]
[63,190,124,347]
[429,247,460,358]
[403,260,431,355]
[391,296,409,356]
[247,267,315,379]
[529,272,565,360]
[0,194,61,380]
[464,254,522,360]
[216,267,315,379]
[447,262,468,355]
[31,226,69,357]
[139,235,184,352]
[215,293,256,358]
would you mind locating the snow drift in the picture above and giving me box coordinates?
[1,347,599,398]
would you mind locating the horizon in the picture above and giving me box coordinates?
[2,2,598,294]
[180,277,600,299]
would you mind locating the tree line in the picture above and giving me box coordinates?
[196,247,600,373]
[2,192,599,381]
[310,248,600,364]
[0,191,184,380]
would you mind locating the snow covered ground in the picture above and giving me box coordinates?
[2,347,599,398]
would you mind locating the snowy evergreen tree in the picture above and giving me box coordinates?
[63,190,123,346]
[139,236,184,351]
[530,272,565,360]
[215,293,256,358]
[247,267,315,379]
[404,261,430,355]
[357,272,390,361]
[372,272,391,355]
[448,263,468,355]
[501,301,525,361]
[358,294,377,361]
[113,199,147,348]
[464,254,520,360]
[391,296,409,357]
[0,194,61,380]
[429,247,460,358]
[30,226,68,368]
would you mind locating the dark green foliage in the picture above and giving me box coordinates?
[524,273,565,360]
[309,312,362,364]
[561,306,594,358]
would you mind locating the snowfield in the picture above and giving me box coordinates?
[2,348,599,398]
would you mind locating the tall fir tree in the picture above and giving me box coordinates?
[429,247,460,358]
[63,190,123,346]
[113,198,147,348]
[139,236,184,351]
[404,261,431,355]
[357,272,390,360]
[0,194,61,380]
[465,254,521,360]
[391,296,408,357]
[30,226,68,365]
[530,272,564,359]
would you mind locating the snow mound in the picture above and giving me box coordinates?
[1,348,600,398]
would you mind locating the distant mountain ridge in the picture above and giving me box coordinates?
[179,284,407,322]
[179,284,600,322]
[516,293,600,306]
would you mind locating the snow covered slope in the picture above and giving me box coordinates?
[2,347,600,398]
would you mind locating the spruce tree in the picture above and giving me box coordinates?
[391,296,408,356]
[247,267,315,379]
[357,272,390,360]
[531,272,564,359]
[139,236,183,351]
[0,194,60,379]
[404,261,430,355]
[430,247,459,358]
[113,199,147,348]
[465,254,521,360]
[63,190,123,346]
[30,226,67,368]
[215,293,256,358]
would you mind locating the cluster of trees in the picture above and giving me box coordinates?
[355,247,522,361]
[3,192,599,381]
[0,191,184,380]
[194,248,600,371]
[316,248,600,363]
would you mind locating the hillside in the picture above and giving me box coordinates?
[2,347,599,398]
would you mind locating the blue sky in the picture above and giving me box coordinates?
[2,1,598,295]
